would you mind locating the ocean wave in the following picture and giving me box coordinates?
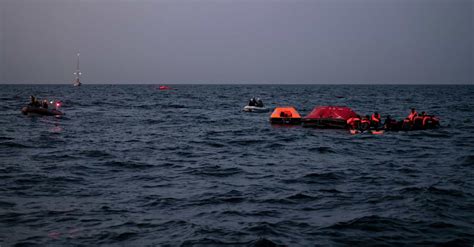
[185,165,244,177]
[2,84,473,246]
[283,172,344,184]
[0,141,33,148]
[102,160,154,170]
[307,146,336,153]
[399,185,465,197]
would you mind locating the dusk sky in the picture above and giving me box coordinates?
[0,0,472,84]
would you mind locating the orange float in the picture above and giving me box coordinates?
[269,107,302,124]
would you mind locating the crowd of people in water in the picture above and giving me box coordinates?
[346,108,439,131]
[247,97,264,107]
[27,96,50,109]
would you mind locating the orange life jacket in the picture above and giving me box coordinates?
[408,111,418,121]
[414,116,424,123]
[371,114,381,123]
[347,117,361,127]
[361,119,370,125]
[422,116,431,126]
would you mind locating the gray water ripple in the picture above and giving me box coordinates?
[0,84,473,246]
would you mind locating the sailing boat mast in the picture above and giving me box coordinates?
[73,52,82,86]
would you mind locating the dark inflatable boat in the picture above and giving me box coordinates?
[398,115,440,131]
[21,106,64,116]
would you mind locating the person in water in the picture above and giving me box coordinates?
[346,115,361,130]
[361,115,371,131]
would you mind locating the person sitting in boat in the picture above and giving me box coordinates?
[383,115,397,130]
[28,95,35,106]
[28,95,41,107]
[422,114,439,128]
[280,111,292,118]
[248,98,256,106]
[256,98,264,107]
[407,108,418,122]
[371,112,381,129]
[41,100,49,109]
[413,111,426,129]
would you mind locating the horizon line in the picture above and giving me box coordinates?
[1,82,473,86]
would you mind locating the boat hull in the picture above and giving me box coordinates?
[21,106,64,116]
[270,118,301,125]
[243,106,269,113]
[302,118,347,129]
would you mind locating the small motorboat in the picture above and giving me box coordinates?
[270,106,302,124]
[244,97,267,112]
[243,105,269,113]
[21,106,64,116]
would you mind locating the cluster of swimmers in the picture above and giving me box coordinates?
[247,97,264,107]
[346,108,439,131]
[28,96,50,109]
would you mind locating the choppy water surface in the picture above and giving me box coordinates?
[1,84,473,246]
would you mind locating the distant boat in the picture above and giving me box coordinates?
[73,53,82,87]
[159,85,172,90]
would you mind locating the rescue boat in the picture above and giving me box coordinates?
[401,116,440,130]
[269,106,301,124]
[21,106,64,116]
[303,106,358,128]
[243,105,269,113]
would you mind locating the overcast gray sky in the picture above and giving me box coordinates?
[0,0,472,84]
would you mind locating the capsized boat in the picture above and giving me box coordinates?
[270,106,301,124]
[21,106,63,116]
[243,105,269,113]
[303,106,357,128]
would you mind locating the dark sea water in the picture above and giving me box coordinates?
[1,84,473,246]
